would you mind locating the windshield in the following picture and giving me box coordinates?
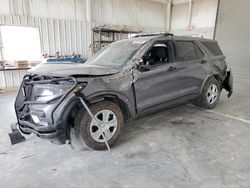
[85,38,148,68]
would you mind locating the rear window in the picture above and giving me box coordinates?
[174,41,197,61]
[201,41,223,56]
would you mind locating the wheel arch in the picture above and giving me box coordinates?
[86,92,134,122]
[200,73,223,93]
[58,98,82,139]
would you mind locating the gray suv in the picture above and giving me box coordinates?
[14,33,233,150]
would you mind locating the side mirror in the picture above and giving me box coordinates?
[134,58,150,72]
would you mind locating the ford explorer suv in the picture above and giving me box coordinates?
[14,33,233,150]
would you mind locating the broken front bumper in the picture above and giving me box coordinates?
[223,69,233,97]
[18,119,65,139]
[14,76,81,144]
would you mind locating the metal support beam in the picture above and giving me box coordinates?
[166,0,172,31]
[86,0,92,57]
[86,0,92,23]
[213,0,221,39]
[187,0,192,27]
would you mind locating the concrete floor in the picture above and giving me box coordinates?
[0,78,250,188]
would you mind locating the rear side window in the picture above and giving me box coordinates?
[174,41,197,61]
[201,42,223,56]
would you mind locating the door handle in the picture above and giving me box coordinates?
[200,59,207,64]
[167,66,176,71]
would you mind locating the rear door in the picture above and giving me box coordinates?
[172,40,209,95]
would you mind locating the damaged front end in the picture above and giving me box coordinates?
[14,74,85,144]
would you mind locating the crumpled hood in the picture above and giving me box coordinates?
[29,63,120,77]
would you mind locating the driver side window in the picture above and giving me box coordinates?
[142,42,170,68]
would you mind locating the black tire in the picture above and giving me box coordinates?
[197,77,221,109]
[73,101,124,150]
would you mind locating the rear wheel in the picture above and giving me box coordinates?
[198,77,221,109]
[73,101,124,150]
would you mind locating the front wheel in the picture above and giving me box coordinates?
[73,101,124,150]
[198,77,221,109]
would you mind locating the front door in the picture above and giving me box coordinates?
[133,40,179,113]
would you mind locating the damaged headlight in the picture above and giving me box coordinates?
[32,81,87,102]
[33,84,70,102]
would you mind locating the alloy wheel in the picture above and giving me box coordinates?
[89,109,118,143]
[206,84,218,104]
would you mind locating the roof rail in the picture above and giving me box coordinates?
[133,32,174,38]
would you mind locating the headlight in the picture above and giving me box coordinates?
[32,81,87,102]
[32,82,73,102]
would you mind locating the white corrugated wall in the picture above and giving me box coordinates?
[0,0,88,21]
[215,0,250,80]
[91,0,167,29]
[170,0,218,39]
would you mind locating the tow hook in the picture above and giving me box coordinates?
[8,122,26,145]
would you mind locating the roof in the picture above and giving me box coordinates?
[112,33,216,45]
[132,32,216,42]
[172,36,216,42]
